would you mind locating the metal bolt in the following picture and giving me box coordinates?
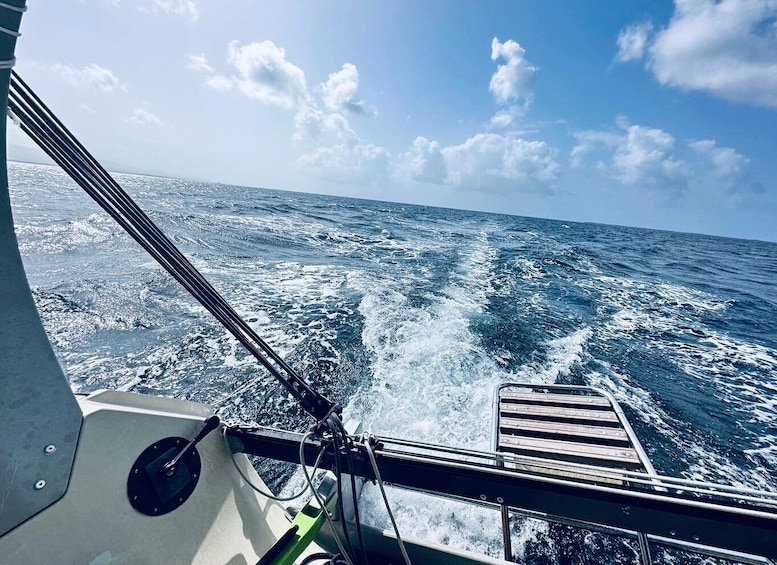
[34,480,46,490]
[496,497,504,503]
[44,444,56,454]
[669,530,676,537]
[479,494,487,501]
[692,534,700,542]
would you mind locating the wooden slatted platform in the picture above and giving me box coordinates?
[494,384,650,475]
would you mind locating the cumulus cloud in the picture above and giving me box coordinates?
[690,139,763,194]
[572,118,762,201]
[570,130,622,167]
[293,104,358,145]
[572,119,688,196]
[615,21,654,63]
[51,63,125,93]
[321,63,369,114]
[616,0,777,108]
[224,40,308,109]
[141,0,198,21]
[613,122,688,190]
[299,143,390,183]
[489,38,538,108]
[186,53,212,73]
[129,107,163,126]
[403,133,559,192]
[404,137,446,184]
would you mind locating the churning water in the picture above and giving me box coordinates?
[9,161,777,562]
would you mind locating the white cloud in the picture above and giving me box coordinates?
[617,0,777,108]
[690,139,762,194]
[293,104,358,145]
[141,0,198,21]
[129,107,163,126]
[571,119,763,201]
[51,63,124,93]
[572,119,689,196]
[225,40,308,109]
[404,137,446,184]
[570,117,691,195]
[615,21,654,63]
[489,105,528,128]
[299,143,390,183]
[321,63,368,114]
[570,130,622,167]
[489,37,538,107]
[186,53,213,73]
[205,75,233,92]
[613,123,688,190]
[403,133,559,192]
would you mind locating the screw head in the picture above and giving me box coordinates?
[44,444,56,454]
[496,497,504,504]
[34,480,46,490]
[479,494,487,501]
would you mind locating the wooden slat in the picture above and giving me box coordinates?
[500,402,619,424]
[501,390,611,408]
[500,417,630,443]
[503,458,625,485]
[499,435,642,468]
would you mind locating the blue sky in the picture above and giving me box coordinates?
[9,0,777,241]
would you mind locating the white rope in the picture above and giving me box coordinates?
[222,426,327,503]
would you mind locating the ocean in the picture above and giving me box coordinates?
[9,160,777,562]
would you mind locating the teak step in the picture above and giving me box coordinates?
[499,435,642,468]
[500,417,630,445]
[500,402,620,425]
[500,390,611,409]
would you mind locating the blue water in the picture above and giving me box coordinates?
[9,161,777,560]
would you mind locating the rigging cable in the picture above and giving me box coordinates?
[8,71,410,564]
[360,433,413,565]
[7,70,336,423]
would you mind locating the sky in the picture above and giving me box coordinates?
[8,0,777,242]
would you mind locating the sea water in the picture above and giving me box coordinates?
[9,161,777,562]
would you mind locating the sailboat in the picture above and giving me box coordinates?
[2,2,776,563]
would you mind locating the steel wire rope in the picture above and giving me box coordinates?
[300,430,355,565]
[8,71,335,422]
[8,71,318,408]
[326,415,369,565]
[327,418,359,563]
[360,433,413,565]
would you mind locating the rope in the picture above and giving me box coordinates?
[7,70,336,422]
[300,430,354,565]
[361,433,413,565]
[221,426,327,503]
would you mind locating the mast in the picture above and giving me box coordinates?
[0,0,83,536]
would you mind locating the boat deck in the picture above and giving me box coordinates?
[493,384,654,478]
